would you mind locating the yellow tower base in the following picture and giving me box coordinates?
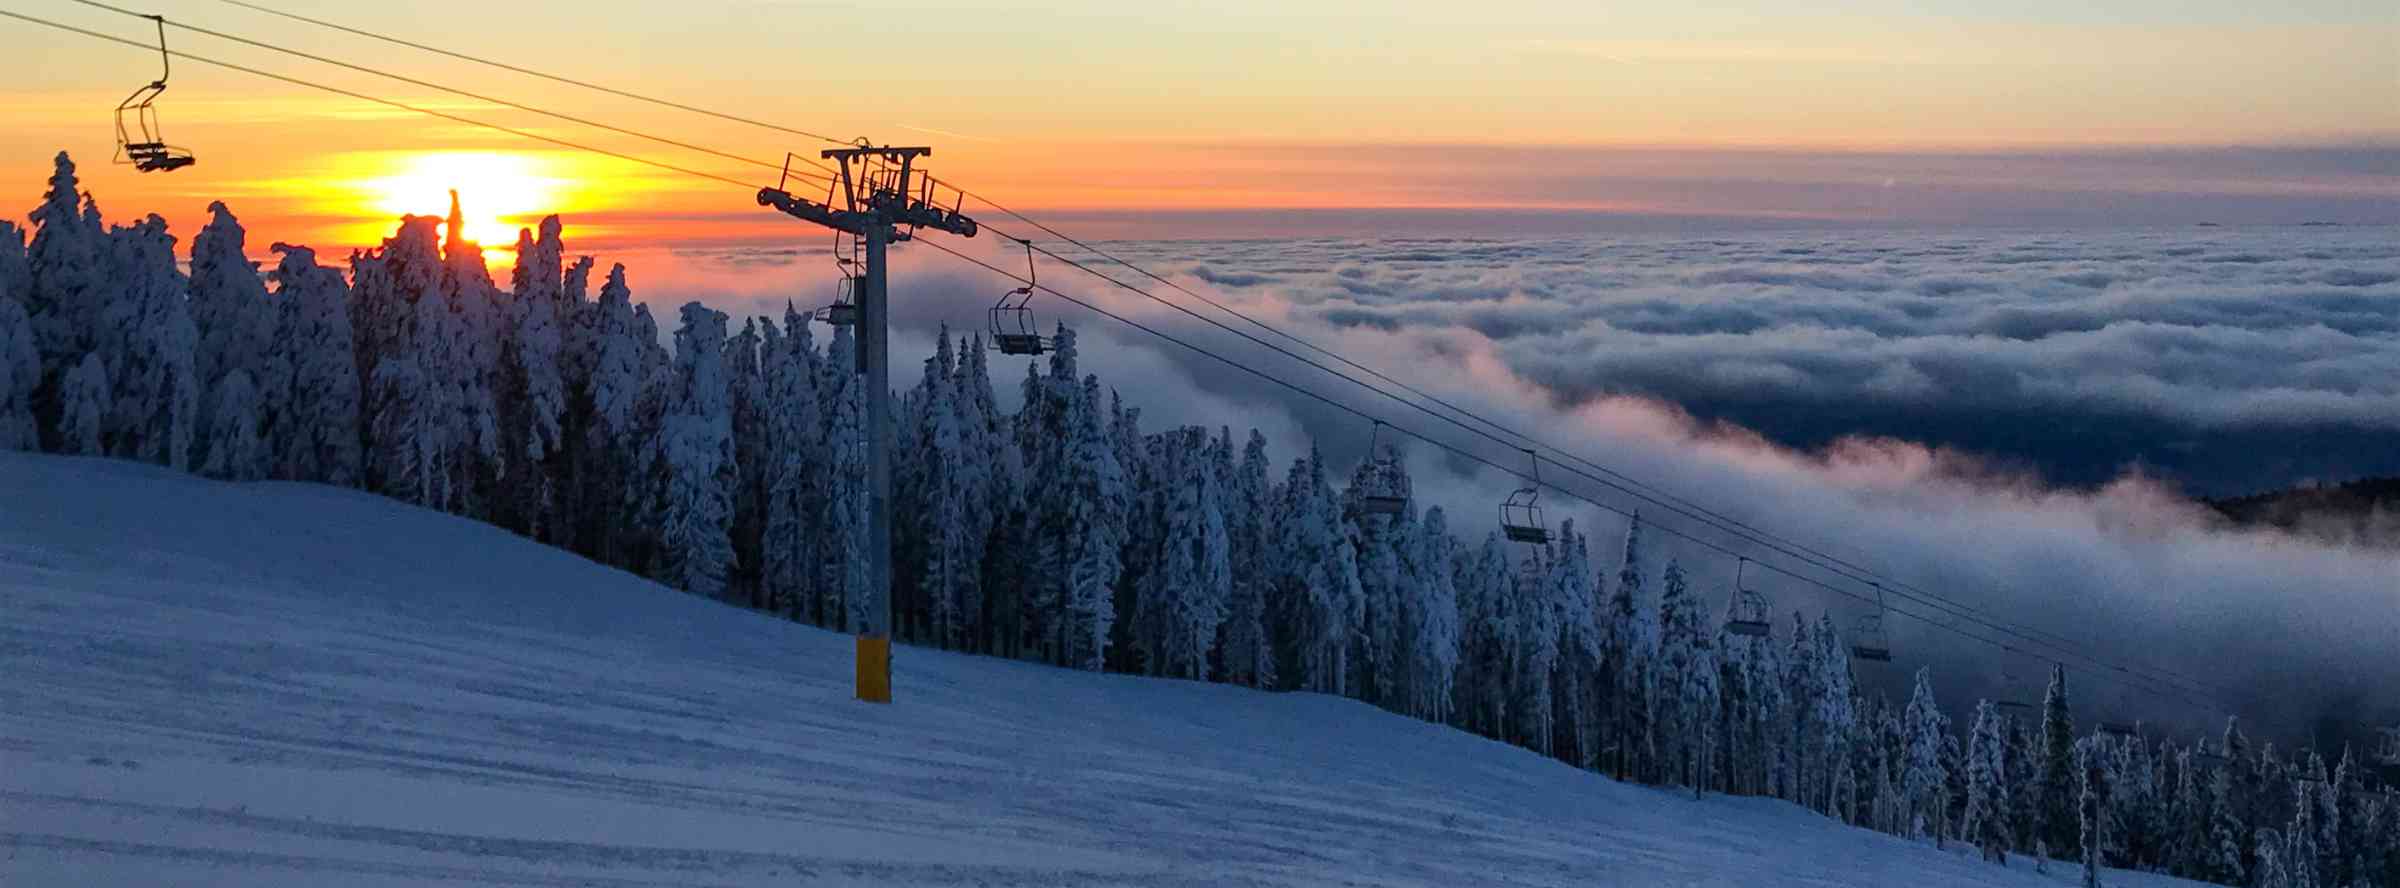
[856,634,892,703]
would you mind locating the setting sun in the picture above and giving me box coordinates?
[360,150,563,248]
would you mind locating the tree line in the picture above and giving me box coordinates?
[2,152,2393,887]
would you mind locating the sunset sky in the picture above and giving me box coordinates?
[4,0,2395,248]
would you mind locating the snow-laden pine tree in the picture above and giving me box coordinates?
[2206,768,2248,885]
[579,264,647,561]
[1780,612,1820,806]
[1812,614,1858,816]
[1546,520,1602,767]
[54,352,107,455]
[658,302,736,599]
[1219,429,1276,688]
[1656,557,1719,797]
[23,153,111,449]
[188,202,280,479]
[1346,447,1410,707]
[0,276,37,451]
[434,197,504,518]
[1604,512,1649,780]
[761,303,825,621]
[1039,375,1128,671]
[99,214,199,470]
[1511,540,1559,757]
[1454,532,1519,740]
[199,369,268,479]
[723,317,770,606]
[1903,667,1951,844]
[2080,739,2109,888]
[2039,663,2082,859]
[357,217,458,508]
[266,244,360,485]
[500,217,569,538]
[1963,699,2012,863]
[2256,828,2292,888]
[1405,506,1460,723]
[1267,442,1363,693]
[910,331,972,646]
[1140,426,1229,679]
[822,353,870,631]
[953,335,1006,650]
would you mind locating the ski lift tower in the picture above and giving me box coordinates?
[759,144,979,703]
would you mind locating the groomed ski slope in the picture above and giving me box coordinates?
[1,452,2212,888]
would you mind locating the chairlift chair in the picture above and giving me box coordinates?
[815,275,859,327]
[1850,613,1893,662]
[2098,721,2140,738]
[1722,557,1772,637]
[1498,449,1549,544]
[990,239,1048,356]
[1358,421,1407,516]
[1993,664,2034,712]
[115,17,194,173]
[1848,583,1894,661]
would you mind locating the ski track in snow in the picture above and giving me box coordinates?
[0,452,2213,886]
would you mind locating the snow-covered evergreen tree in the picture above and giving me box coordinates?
[1604,512,1651,780]
[99,214,199,470]
[579,263,647,561]
[500,217,569,538]
[1455,532,1520,740]
[1903,667,1952,844]
[0,279,37,451]
[2081,740,2109,888]
[188,202,279,479]
[1963,699,2012,864]
[2039,663,2082,859]
[910,331,974,646]
[1405,506,1461,723]
[1139,426,1229,679]
[23,153,111,450]
[822,352,870,631]
[658,302,735,599]
[266,243,360,486]
[357,217,457,508]
[199,369,268,480]
[1267,442,1363,693]
[54,351,107,455]
[2207,768,2249,885]
[1546,521,1602,767]
[761,303,825,621]
[1219,429,1276,688]
[1656,556,1720,796]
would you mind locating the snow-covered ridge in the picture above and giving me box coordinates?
[1,450,2215,887]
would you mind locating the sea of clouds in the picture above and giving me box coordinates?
[616,225,2399,744]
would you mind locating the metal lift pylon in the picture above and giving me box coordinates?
[759,144,979,703]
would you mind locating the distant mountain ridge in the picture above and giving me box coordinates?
[2209,476,2400,548]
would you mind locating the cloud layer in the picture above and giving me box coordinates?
[609,225,2400,743]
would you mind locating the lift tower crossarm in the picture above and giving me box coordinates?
[757,143,978,705]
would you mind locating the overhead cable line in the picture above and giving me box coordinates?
[2,9,763,192]
[205,0,852,151]
[59,0,832,189]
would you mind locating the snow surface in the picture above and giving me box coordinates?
[0,451,2217,887]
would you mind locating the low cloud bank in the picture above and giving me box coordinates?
[625,227,2400,743]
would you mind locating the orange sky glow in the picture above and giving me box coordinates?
[2,0,2392,252]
